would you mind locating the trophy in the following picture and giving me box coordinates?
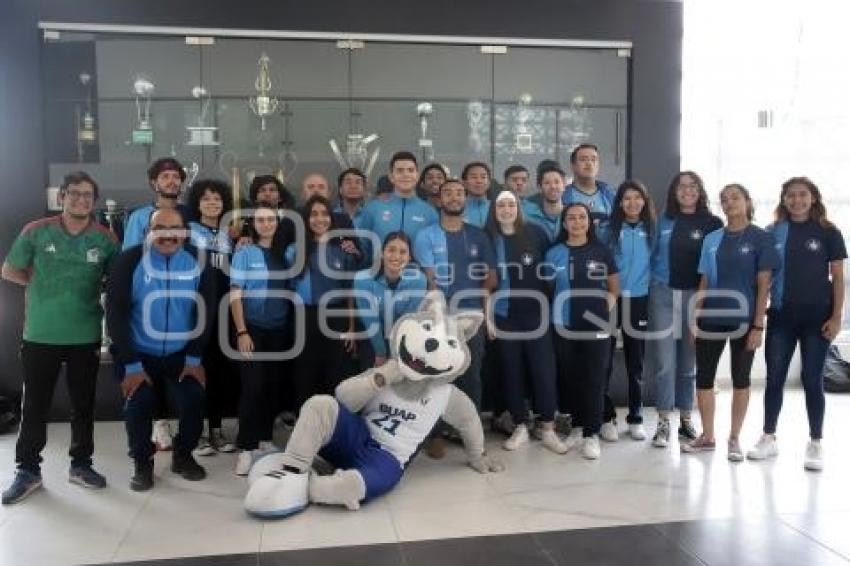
[329,133,380,178]
[186,85,219,146]
[248,53,279,131]
[515,92,533,153]
[131,76,155,145]
[467,100,486,153]
[560,94,591,148]
[75,72,97,162]
[417,102,435,163]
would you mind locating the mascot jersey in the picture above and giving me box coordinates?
[361,382,453,466]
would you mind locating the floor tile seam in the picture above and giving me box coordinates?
[776,515,850,563]
[646,520,711,566]
[107,493,154,563]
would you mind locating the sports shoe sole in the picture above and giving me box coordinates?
[69,474,106,489]
[1,480,43,505]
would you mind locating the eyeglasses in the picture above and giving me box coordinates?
[66,190,95,200]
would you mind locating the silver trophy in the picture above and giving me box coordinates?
[131,76,155,145]
[186,85,219,146]
[560,94,591,148]
[467,100,486,154]
[417,102,435,163]
[248,53,279,131]
[329,133,380,178]
[515,92,533,153]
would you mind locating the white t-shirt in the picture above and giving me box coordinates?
[361,383,452,466]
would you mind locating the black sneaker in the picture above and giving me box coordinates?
[2,469,42,505]
[171,452,206,481]
[130,459,154,492]
[678,419,698,442]
[69,464,107,489]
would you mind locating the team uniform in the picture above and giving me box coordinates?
[694,225,779,391]
[358,193,438,244]
[231,244,291,450]
[544,239,619,437]
[522,201,562,242]
[762,220,847,440]
[562,181,616,227]
[122,203,190,250]
[4,216,118,476]
[463,196,491,229]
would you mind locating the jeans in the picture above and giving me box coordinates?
[763,312,829,440]
[646,281,696,414]
[16,341,101,474]
[123,352,205,462]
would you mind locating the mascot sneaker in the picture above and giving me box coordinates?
[248,452,288,486]
[244,466,309,518]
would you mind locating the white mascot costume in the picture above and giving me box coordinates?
[244,292,504,518]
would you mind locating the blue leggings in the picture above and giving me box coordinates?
[763,313,829,440]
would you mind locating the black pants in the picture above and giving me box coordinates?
[695,323,754,390]
[123,352,205,462]
[554,330,609,437]
[236,325,287,450]
[497,318,557,424]
[16,341,101,474]
[202,312,239,429]
[603,296,648,424]
[292,306,352,412]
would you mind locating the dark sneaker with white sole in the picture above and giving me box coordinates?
[69,465,107,489]
[130,459,154,492]
[2,469,43,505]
[172,452,206,481]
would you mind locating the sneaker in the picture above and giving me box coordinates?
[171,452,206,481]
[652,419,670,448]
[628,423,647,441]
[581,435,601,460]
[747,434,778,461]
[69,464,107,489]
[727,438,744,462]
[554,413,572,436]
[804,440,823,472]
[425,437,446,459]
[540,429,569,454]
[1,470,43,505]
[236,450,255,476]
[681,435,716,454]
[563,428,583,452]
[195,436,216,457]
[152,420,173,451]
[503,423,529,451]
[678,418,698,442]
[211,428,237,453]
[130,459,154,492]
[491,411,515,436]
[599,420,619,442]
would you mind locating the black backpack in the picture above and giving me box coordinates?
[823,345,850,393]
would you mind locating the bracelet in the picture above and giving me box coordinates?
[237,330,249,337]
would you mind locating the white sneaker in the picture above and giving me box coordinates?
[195,436,216,457]
[212,429,237,453]
[628,423,647,441]
[652,419,670,448]
[746,434,778,461]
[152,420,173,451]
[244,466,309,518]
[599,420,619,443]
[236,450,255,476]
[804,440,823,472]
[581,435,601,460]
[563,428,583,452]
[503,424,529,451]
[540,429,569,454]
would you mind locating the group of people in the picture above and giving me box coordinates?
[1,143,844,507]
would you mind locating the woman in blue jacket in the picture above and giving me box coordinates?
[486,190,567,454]
[646,171,723,449]
[353,231,427,368]
[598,180,656,443]
[747,177,846,471]
[682,184,778,461]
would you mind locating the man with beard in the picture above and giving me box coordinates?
[414,179,496,456]
[122,157,189,249]
[523,163,567,242]
[2,172,119,504]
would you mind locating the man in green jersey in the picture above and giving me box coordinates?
[1,171,119,505]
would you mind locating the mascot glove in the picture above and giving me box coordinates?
[375,360,404,387]
[467,452,505,474]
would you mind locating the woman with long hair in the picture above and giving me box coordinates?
[646,171,723,448]
[286,195,358,410]
[486,190,567,453]
[544,202,620,460]
[747,177,846,471]
[681,184,778,461]
[597,180,656,442]
[353,231,427,368]
[230,204,290,475]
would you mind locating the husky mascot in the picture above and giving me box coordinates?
[244,292,504,517]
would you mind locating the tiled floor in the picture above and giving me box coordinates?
[1,388,849,565]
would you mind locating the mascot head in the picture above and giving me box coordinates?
[389,292,484,386]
